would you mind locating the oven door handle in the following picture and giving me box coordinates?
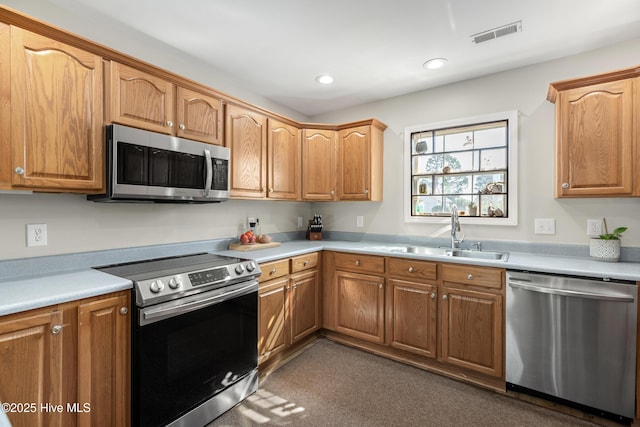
[141,281,257,325]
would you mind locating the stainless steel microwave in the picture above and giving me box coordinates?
[89,124,230,203]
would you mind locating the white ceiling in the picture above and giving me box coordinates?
[48,0,640,116]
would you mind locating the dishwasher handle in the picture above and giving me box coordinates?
[508,278,635,303]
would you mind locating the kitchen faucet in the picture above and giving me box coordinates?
[450,204,463,248]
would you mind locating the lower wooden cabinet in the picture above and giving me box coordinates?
[258,253,321,365]
[335,270,385,344]
[0,291,130,427]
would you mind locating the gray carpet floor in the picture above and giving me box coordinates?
[210,339,603,426]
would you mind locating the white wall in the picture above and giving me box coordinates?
[310,38,640,249]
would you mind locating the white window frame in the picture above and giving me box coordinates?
[403,110,519,226]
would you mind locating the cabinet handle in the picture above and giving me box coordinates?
[179,123,185,130]
[355,260,360,266]
[378,283,383,289]
[442,294,448,301]
[562,182,569,189]
[293,283,298,289]
[467,274,474,280]
[120,307,128,315]
[270,269,277,274]
[14,167,25,175]
[286,285,290,291]
[269,188,274,193]
[167,120,174,127]
[303,260,309,266]
[430,292,436,299]
[364,189,369,194]
[408,266,414,273]
[51,325,62,335]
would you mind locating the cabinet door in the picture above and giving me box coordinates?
[268,119,300,199]
[302,128,336,200]
[335,270,385,344]
[77,292,130,427]
[0,309,64,427]
[225,104,267,198]
[176,87,223,145]
[388,279,437,358]
[290,270,320,343]
[338,125,371,200]
[11,27,103,191]
[108,61,175,134]
[0,23,10,189]
[440,285,503,377]
[556,79,634,197]
[258,277,289,363]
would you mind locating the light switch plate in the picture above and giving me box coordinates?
[534,218,555,235]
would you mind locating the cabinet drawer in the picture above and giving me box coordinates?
[335,252,385,274]
[441,263,504,290]
[291,252,319,273]
[388,258,437,281]
[259,259,289,282]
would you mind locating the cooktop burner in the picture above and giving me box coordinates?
[95,252,260,307]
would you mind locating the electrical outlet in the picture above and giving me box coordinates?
[534,218,555,235]
[356,216,364,227]
[587,219,602,237]
[26,223,48,247]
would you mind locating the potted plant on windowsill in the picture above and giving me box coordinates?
[589,219,627,262]
[467,201,478,216]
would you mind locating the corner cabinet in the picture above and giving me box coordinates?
[7,27,104,192]
[547,67,639,197]
[108,61,223,145]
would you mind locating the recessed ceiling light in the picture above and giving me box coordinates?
[423,58,447,70]
[315,74,334,85]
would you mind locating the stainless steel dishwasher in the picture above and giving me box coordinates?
[506,270,637,422]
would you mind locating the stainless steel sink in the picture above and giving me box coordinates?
[444,249,509,261]
[371,245,509,261]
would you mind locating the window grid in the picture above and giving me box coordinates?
[411,120,509,218]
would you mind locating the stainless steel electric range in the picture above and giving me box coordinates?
[96,252,261,427]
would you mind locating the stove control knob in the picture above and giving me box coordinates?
[246,262,256,272]
[168,277,182,289]
[150,280,165,293]
[235,264,245,275]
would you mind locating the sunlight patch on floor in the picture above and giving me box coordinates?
[237,388,306,424]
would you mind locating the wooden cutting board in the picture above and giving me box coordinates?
[227,242,281,251]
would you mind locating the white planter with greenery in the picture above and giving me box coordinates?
[589,224,627,262]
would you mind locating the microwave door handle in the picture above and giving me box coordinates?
[203,148,212,196]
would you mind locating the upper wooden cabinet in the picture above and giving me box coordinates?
[302,128,337,200]
[337,122,384,201]
[108,62,223,145]
[8,27,104,191]
[302,120,386,201]
[548,66,640,197]
[225,104,268,198]
[268,119,301,200]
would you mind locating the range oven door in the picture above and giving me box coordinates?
[132,281,258,427]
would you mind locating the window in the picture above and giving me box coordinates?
[404,111,518,226]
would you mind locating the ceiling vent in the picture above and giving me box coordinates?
[471,21,522,44]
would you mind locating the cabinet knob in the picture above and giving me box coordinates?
[120,307,128,315]
[14,167,25,175]
[303,260,309,266]
[269,188,274,193]
[51,325,62,335]
[562,182,569,189]
[430,292,436,299]
[442,294,448,301]
[179,123,186,130]
[467,274,474,280]
[270,268,277,274]
[167,120,174,127]
[378,283,383,289]
[355,260,360,266]
[364,189,369,194]
[330,190,335,195]
[293,283,298,289]
[408,266,414,273]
